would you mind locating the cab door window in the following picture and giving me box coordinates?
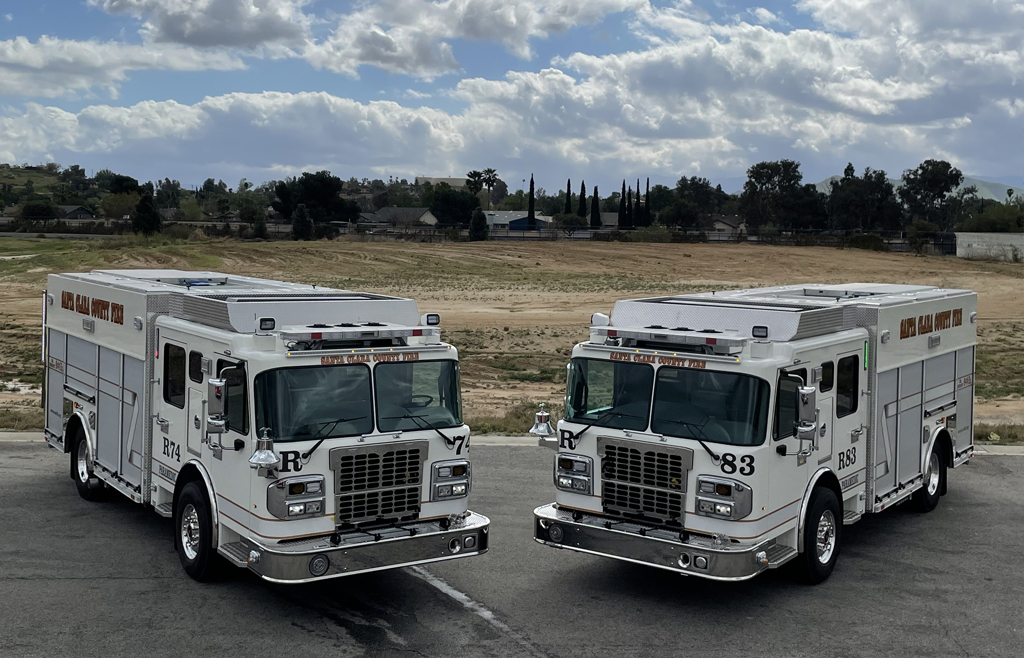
[217,359,249,435]
[163,343,186,408]
[836,355,859,418]
[773,368,806,440]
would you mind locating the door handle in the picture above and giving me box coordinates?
[850,426,864,443]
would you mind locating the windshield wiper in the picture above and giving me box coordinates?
[381,413,458,449]
[298,415,367,462]
[655,418,721,463]
[565,410,644,445]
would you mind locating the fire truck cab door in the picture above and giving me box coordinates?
[153,335,190,480]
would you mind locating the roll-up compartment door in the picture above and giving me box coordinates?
[897,362,923,484]
[45,329,67,437]
[955,346,975,450]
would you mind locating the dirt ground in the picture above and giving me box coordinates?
[1,236,1020,429]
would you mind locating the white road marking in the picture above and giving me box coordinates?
[408,566,550,658]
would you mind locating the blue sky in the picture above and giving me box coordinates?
[0,1,1021,194]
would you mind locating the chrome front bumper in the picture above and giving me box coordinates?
[244,512,490,584]
[533,504,789,582]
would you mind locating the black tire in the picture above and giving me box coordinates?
[912,443,946,513]
[174,481,221,581]
[798,487,842,585]
[70,427,102,501]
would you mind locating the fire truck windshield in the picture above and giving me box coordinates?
[650,367,770,446]
[375,360,462,432]
[565,358,653,431]
[255,364,374,442]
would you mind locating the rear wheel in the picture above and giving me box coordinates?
[913,443,946,512]
[174,481,221,581]
[798,487,841,585]
[70,427,102,501]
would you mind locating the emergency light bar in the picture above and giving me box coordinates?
[590,326,746,355]
[280,325,441,344]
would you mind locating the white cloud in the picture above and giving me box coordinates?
[748,7,785,26]
[90,0,312,49]
[4,14,12,21]
[0,36,244,98]
[996,98,1024,118]
[305,0,644,79]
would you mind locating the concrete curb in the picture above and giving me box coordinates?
[0,431,42,442]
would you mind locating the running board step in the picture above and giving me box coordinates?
[764,543,798,569]
[843,510,862,525]
[219,542,249,567]
[154,503,173,518]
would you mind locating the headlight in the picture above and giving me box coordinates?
[554,453,593,494]
[432,459,471,501]
[268,476,326,520]
[695,475,753,520]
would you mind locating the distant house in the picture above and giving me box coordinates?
[364,207,438,226]
[507,214,553,231]
[159,208,182,223]
[712,215,743,235]
[415,177,468,190]
[600,212,619,228]
[57,205,97,220]
[205,210,239,221]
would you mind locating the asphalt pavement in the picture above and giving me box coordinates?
[1,441,1021,657]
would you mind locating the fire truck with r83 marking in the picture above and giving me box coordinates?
[43,270,489,583]
[533,284,976,583]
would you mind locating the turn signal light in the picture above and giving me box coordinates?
[289,482,306,496]
[715,483,732,496]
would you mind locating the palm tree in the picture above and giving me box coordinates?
[466,170,484,196]
[482,168,498,209]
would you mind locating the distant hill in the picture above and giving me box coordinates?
[813,175,1019,201]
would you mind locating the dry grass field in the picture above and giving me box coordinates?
[1,235,1020,438]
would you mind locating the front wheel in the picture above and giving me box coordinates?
[174,481,221,581]
[70,427,102,501]
[798,487,841,585]
[912,444,946,513]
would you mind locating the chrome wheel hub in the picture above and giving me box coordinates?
[181,504,201,561]
[76,440,90,483]
[816,510,836,564]
[925,452,941,496]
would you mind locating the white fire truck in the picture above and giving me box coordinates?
[43,269,489,583]
[534,283,976,583]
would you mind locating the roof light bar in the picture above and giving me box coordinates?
[590,326,746,354]
[280,326,441,343]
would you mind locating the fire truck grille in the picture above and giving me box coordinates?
[602,444,687,491]
[335,487,420,525]
[602,481,683,524]
[335,448,423,493]
[330,441,427,525]
[598,438,693,526]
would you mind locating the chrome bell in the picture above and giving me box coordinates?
[250,427,281,477]
[529,403,555,437]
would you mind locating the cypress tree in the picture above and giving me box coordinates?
[590,185,601,229]
[564,178,572,215]
[527,175,536,229]
[645,178,651,226]
[625,187,633,228]
[133,194,161,235]
[578,180,587,217]
[291,203,313,240]
[618,180,626,228]
[634,178,642,227]
[469,208,489,241]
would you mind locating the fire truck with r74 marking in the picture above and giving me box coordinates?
[43,270,488,583]
[533,284,976,583]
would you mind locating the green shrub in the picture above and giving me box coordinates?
[848,234,889,251]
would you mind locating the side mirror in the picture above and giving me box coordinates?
[208,377,227,417]
[798,385,817,423]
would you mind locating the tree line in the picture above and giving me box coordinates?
[2,158,1019,240]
